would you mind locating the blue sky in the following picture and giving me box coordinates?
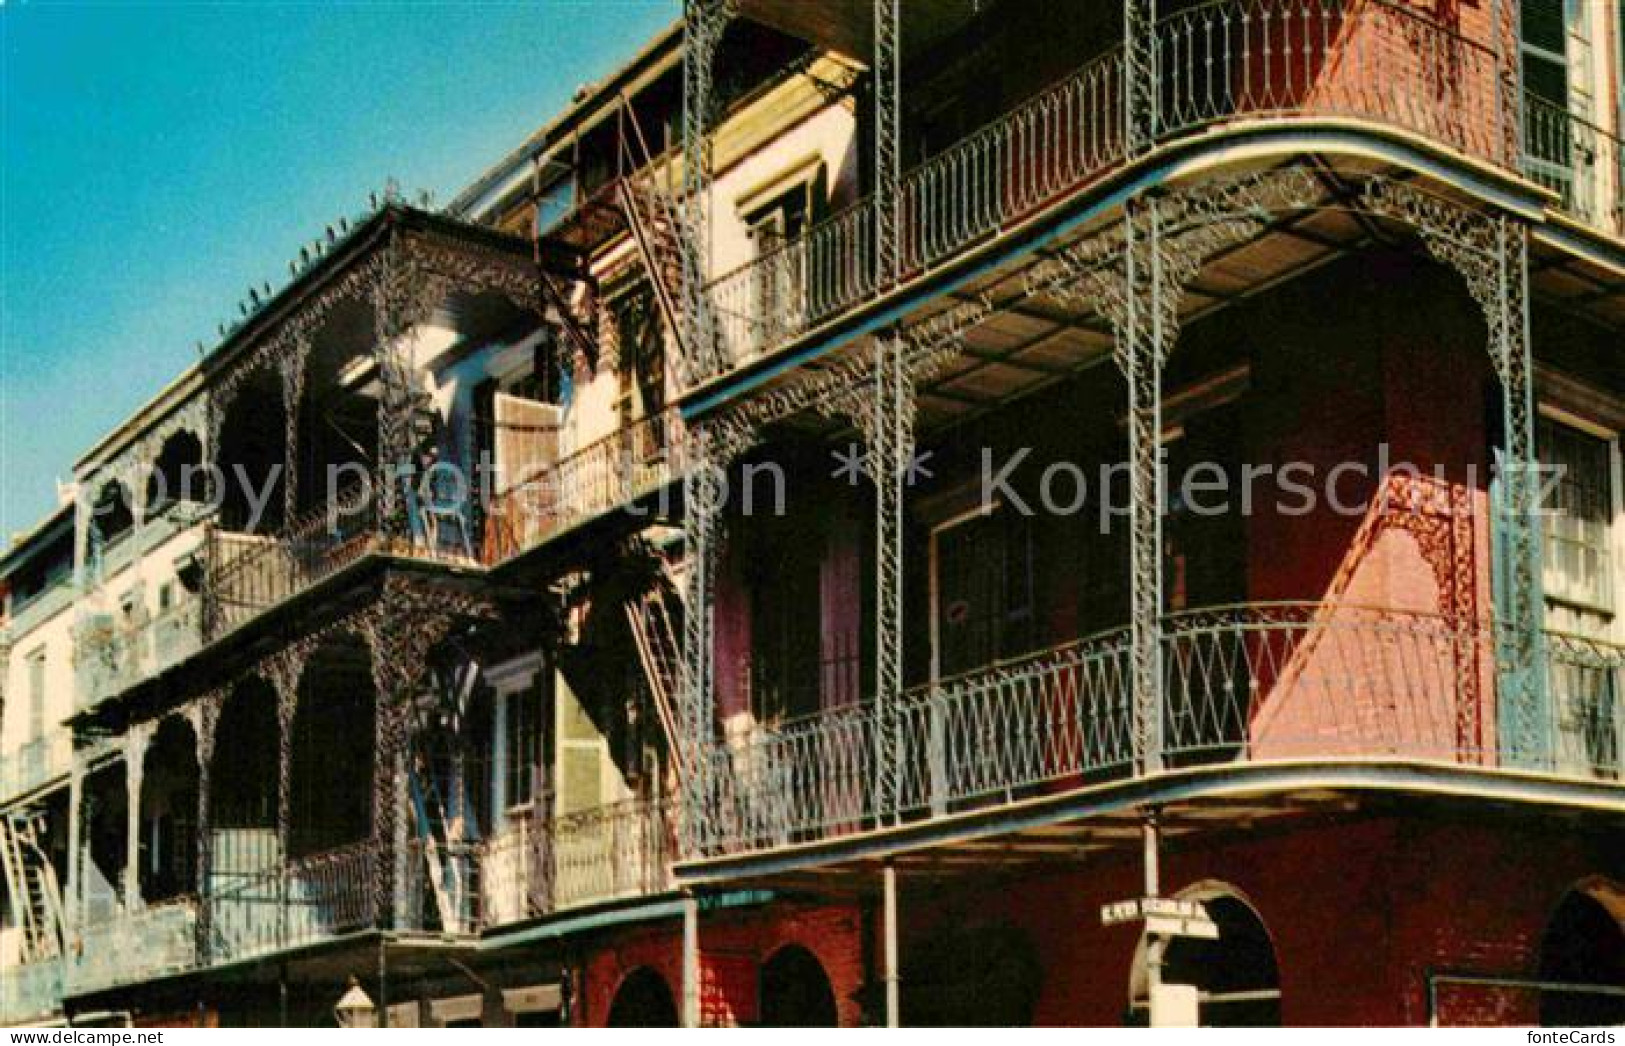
[1,0,676,539]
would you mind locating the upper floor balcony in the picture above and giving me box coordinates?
[699,0,1623,383]
[692,602,1625,861]
[72,585,202,711]
[60,792,678,999]
[481,408,687,564]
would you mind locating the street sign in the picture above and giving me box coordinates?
[1100,896,1219,939]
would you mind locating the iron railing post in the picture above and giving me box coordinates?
[1124,202,1166,776]
[679,433,724,857]
[870,335,913,823]
[680,0,734,383]
[874,0,901,286]
[1125,0,1158,153]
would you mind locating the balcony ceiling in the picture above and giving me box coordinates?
[735,0,984,62]
[767,157,1623,443]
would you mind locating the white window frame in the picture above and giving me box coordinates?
[485,653,544,826]
[1537,402,1624,644]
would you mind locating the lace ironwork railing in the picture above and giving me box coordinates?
[207,840,375,964]
[1524,93,1625,237]
[483,409,685,563]
[399,838,481,936]
[478,793,674,927]
[697,0,1564,377]
[67,896,198,996]
[700,603,1625,856]
[205,480,479,641]
[72,595,204,710]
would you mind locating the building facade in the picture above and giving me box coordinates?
[2,0,1623,1027]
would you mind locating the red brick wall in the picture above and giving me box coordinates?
[1242,256,1499,764]
[889,814,1615,1026]
[577,900,866,1027]
[571,815,1614,1026]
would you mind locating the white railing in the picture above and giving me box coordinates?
[479,794,674,928]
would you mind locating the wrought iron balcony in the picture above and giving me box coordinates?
[0,956,62,1025]
[479,792,675,928]
[207,840,378,966]
[702,0,1617,379]
[1523,94,1625,237]
[0,737,71,801]
[72,593,203,710]
[203,484,480,642]
[697,603,1625,858]
[66,897,198,997]
[483,408,686,564]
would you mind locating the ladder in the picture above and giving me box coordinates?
[404,659,481,934]
[1,808,65,962]
[618,94,702,373]
[625,557,685,771]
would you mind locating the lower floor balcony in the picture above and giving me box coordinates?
[67,897,198,997]
[0,957,62,1025]
[61,838,475,999]
[479,793,675,929]
[695,603,1625,859]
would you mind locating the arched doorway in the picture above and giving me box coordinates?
[212,677,279,874]
[139,716,199,902]
[145,430,205,518]
[214,367,286,534]
[1129,888,1281,1027]
[606,967,678,1027]
[760,944,837,1027]
[1539,883,1625,1026]
[288,637,375,858]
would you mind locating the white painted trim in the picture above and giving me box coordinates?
[485,651,544,692]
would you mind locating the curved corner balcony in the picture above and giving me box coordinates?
[694,603,1625,861]
[701,0,1621,380]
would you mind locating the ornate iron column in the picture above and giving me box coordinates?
[359,578,491,929]
[869,335,912,820]
[678,428,726,856]
[1124,0,1158,154]
[874,0,901,285]
[680,0,736,383]
[190,697,219,963]
[122,724,154,911]
[65,762,84,932]
[1120,201,1166,776]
